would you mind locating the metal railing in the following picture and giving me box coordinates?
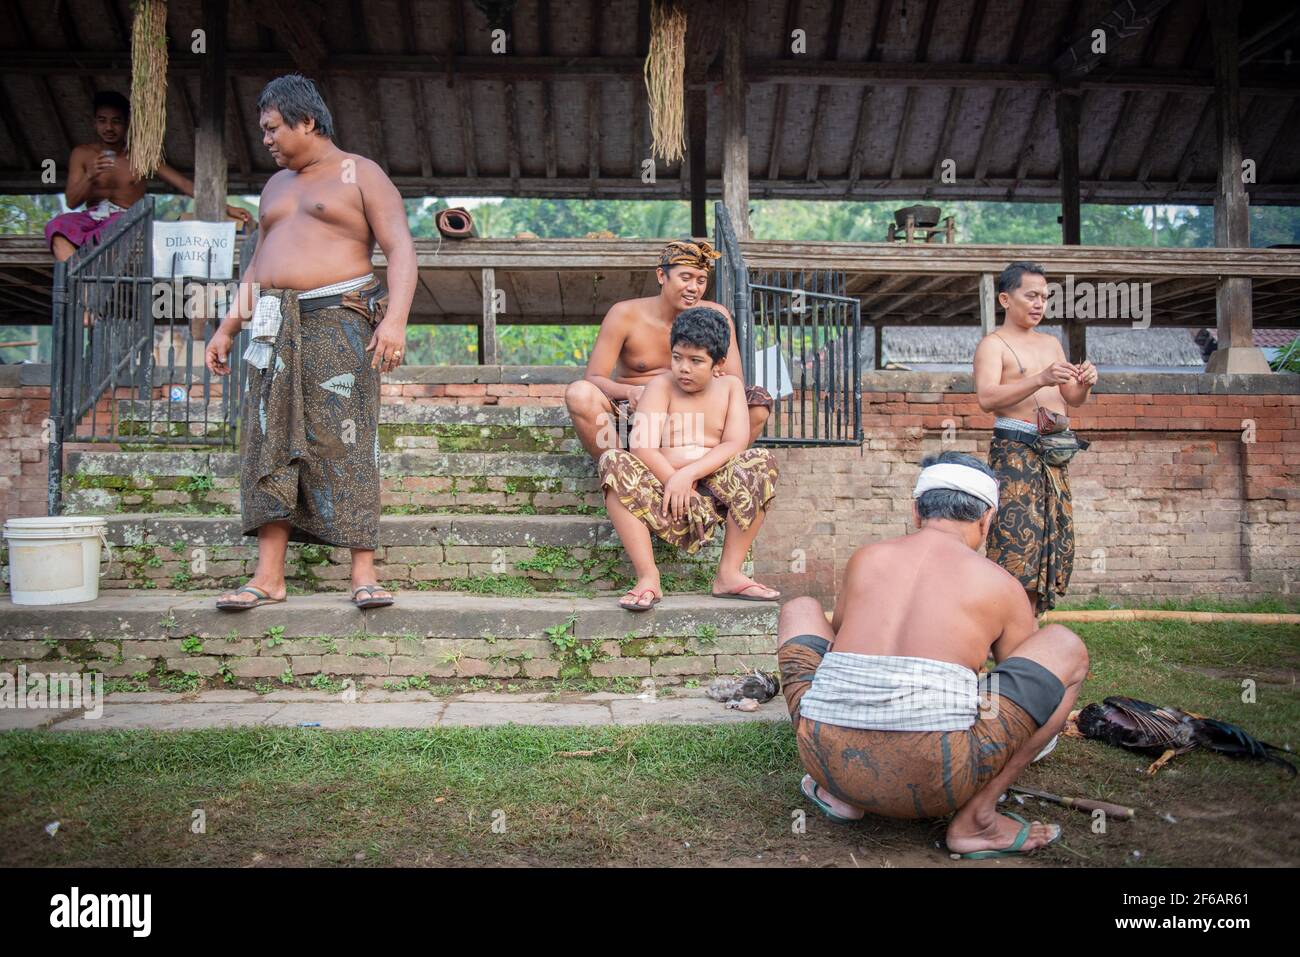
[48,198,249,513]
[714,203,862,447]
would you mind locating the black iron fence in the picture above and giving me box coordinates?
[713,203,862,447]
[47,198,249,513]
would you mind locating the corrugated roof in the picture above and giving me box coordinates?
[0,0,1297,203]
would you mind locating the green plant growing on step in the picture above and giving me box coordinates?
[544,614,579,653]
[178,474,214,493]
[279,665,295,686]
[42,637,59,650]
[695,624,718,646]
[439,651,464,668]
[146,555,164,568]
[217,661,235,685]
[312,636,338,654]
[180,636,204,654]
[103,676,149,694]
[309,674,342,694]
[253,681,274,695]
[170,570,192,589]
[159,669,201,693]
[684,679,701,689]
[459,574,537,597]
[466,677,487,690]
[226,629,239,641]
[515,545,580,575]
[504,480,518,495]
[158,613,178,629]
[264,625,286,648]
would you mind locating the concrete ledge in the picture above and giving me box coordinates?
[859,370,1300,395]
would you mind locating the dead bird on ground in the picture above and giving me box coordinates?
[1076,695,1296,777]
[706,670,779,704]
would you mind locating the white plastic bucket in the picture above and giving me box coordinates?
[3,516,112,605]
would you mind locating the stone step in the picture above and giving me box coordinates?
[0,591,778,687]
[112,401,580,453]
[40,513,718,593]
[63,448,605,515]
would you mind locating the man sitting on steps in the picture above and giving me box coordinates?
[776,451,1089,858]
[566,239,772,459]
[599,307,781,610]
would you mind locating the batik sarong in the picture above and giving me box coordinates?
[597,446,778,554]
[986,436,1075,614]
[240,286,382,549]
[777,635,1064,818]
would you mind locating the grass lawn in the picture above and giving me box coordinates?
[1,620,1296,868]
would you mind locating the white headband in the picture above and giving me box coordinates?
[913,463,999,511]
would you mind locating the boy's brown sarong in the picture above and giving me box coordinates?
[985,436,1074,614]
[240,288,381,549]
[597,447,778,554]
[778,636,1054,819]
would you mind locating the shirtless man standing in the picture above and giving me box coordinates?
[47,90,250,260]
[776,451,1088,857]
[204,74,416,611]
[973,262,1098,613]
[565,240,771,459]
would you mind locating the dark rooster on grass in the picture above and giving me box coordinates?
[1075,696,1296,777]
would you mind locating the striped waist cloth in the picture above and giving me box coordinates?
[994,415,1039,435]
[243,273,374,370]
[798,652,980,732]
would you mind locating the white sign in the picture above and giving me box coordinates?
[152,221,236,279]
[754,345,794,399]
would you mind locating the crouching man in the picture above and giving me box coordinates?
[775,451,1089,858]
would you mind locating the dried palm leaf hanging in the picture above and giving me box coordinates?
[128,0,169,180]
[644,0,687,165]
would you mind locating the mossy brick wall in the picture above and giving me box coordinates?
[4,367,1297,607]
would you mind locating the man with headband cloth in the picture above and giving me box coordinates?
[566,238,773,460]
[774,451,1089,858]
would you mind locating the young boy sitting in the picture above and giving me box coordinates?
[598,306,781,611]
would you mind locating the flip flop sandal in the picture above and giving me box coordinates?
[215,585,285,612]
[618,589,661,613]
[800,774,863,824]
[351,584,395,609]
[950,812,1062,859]
[712,583,781,602]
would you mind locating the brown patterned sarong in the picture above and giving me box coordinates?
[597,447,778,554]
[985,437,1074,614]
[606,384,773,450]
[240,288,382,549]
[777,635,1044,818]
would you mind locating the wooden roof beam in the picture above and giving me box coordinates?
[1054,0,1178,80]
[805,0,846,182]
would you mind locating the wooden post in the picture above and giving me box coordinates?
[721,0,750,241]
[479,267,498,365]
[873,322,884,370]
[979,273,997,335]
[1205,0,1269,374]
[689,87,708,237]
[194,0,228,223]
[1055,85,1085,363]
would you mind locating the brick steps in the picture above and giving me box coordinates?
[63,448,605,515]
[111,402,581,453]
[77,512,718,593]
[0,591,778,687]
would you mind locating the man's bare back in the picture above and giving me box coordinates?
[831,530,1035,671]
[250,154,376,289]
